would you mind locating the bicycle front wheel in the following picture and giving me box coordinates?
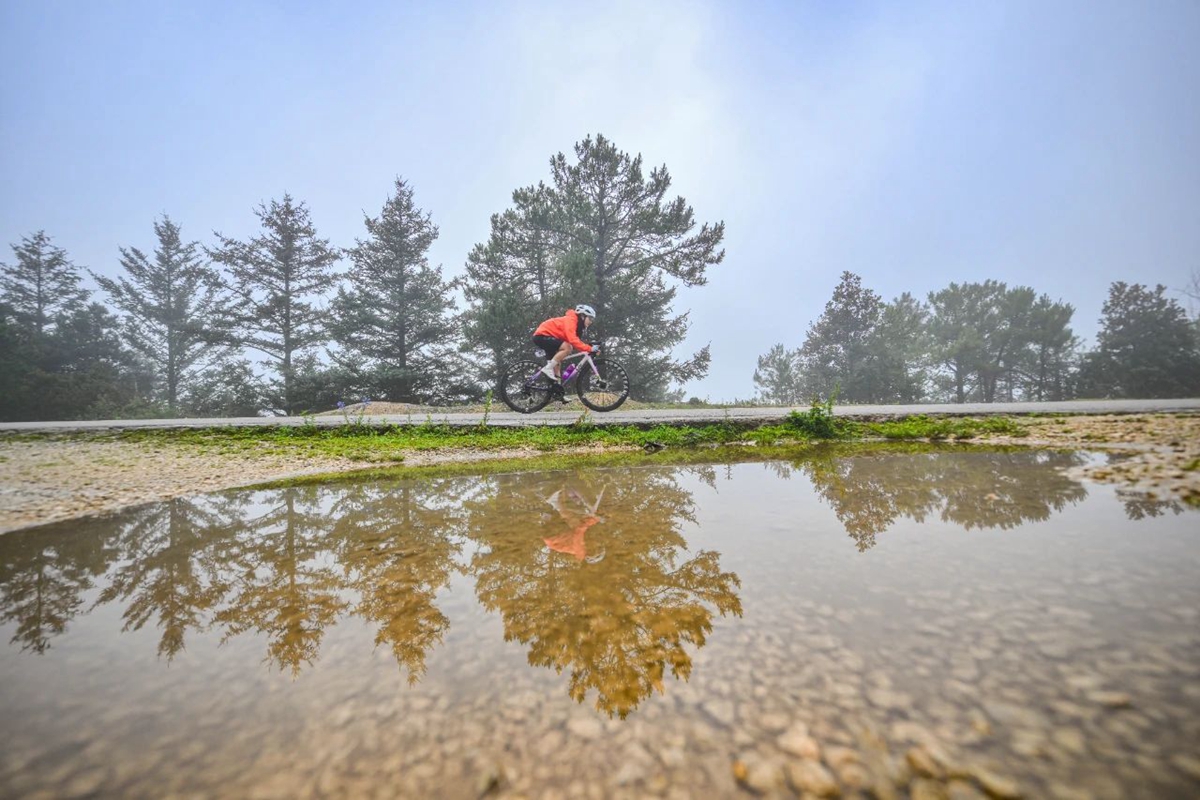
[499,360,554,414]
[576,358,630,412]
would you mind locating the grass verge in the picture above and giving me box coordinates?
[0,406,1029,464]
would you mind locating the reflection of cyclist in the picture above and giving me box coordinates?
[533,304,597,382]
[543,485,605,561]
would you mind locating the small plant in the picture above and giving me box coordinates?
[785,394,842,439]
[478,390,493,431]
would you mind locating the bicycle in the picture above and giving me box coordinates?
[498,347,631,413]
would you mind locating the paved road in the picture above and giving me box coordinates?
[1,398,1198,432]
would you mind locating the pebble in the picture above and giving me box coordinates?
[911,777,950,800]
[906,746,943,778]
[784,760,840,797]
[971,768,1022,799]
[1087,691,1132,709]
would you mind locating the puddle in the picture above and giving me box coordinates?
[1,447,1197,798]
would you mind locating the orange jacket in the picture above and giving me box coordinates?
[533,309,593,353]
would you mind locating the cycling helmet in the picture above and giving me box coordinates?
[575,304,596,319]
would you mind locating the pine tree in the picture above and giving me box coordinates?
[0,231,87,338]
[209,195,341,415]
[1080,282,1200,398]
[462,134,724,401]
[752,343,803,404]
[93,216,227,413]
[867,292,931,403]
[331,178,461,404]
[1022,295,1077,401]
[798,272,884,402]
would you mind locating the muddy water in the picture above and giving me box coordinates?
[0,447,1197,799]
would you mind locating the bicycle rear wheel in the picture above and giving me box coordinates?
[576,358,630,412]
[499,360,554,413]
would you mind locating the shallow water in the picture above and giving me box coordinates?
[1,447,1198,799]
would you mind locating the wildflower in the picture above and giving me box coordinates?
[337,400,345,409]
[362,397,371,406]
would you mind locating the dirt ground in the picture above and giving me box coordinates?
[0,414,1196,534]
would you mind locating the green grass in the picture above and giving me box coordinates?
[55,409,1029,464]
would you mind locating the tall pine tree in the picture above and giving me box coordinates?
[0,231,87,338]
[209,195,341,415]
[331,178,462,404]
[797,272,884,402]
[94,216,227,413]
[462,134,724,401]
[1080,282,1200,398]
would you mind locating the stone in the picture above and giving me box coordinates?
[906,747,943,778]
[867,688,911,710]
[823,745,860,770]
[784,760,840,797]
[1050,728,1086,755]
[1170,754,1200,781]
[947,780,989,800]
[758,711,791,733]
[566,716,603,740]
[834,762,870,791]
[911,778,951,800]
[777,728,821,760]
[1087,691,1132,709]
[971,768,1022,799]
[702,699,736,727]
[733,754,783,794]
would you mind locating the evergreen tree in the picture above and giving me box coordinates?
[1,235,142,421]
[209,195,341,415]
[462,134,723,401]
[0,231,87,338]
[331,178,463,404]
[927,281,998,402]
[752,343,803,404]
[1079,282,1200,398]
[93,216,227,413]
[797,272,883,402]
[867,292,931,403]
[1022,295,1077,401]
[184,357,268,417]
[461,185,563,375]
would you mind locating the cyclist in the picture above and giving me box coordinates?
[532,304,597,382]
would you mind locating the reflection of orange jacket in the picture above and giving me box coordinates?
[533,310,593,353]
[544,516,600,560]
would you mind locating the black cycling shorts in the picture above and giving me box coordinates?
[532,335,565,356]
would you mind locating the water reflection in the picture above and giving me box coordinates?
[2,448,1165,707]
[464,470,742,717]
[770,449,1092,551]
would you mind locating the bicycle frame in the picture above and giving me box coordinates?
[528,349,601,387]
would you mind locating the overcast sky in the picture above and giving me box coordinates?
[2,0,1197,401]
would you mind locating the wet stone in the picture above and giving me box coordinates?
[784,759,840,797]
[1087,691,1132,709]
[911,777,951,800]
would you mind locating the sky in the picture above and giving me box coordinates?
[2,0,1197,401]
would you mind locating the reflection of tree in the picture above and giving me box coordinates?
[464,470,742,718]
[1120,493,1185,520]
[96,497,240,660]
[214,487,348,676]
[327,478,466,684]
[791,447,1089,551]
[0,520,115,653]
[2,468,741,698]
